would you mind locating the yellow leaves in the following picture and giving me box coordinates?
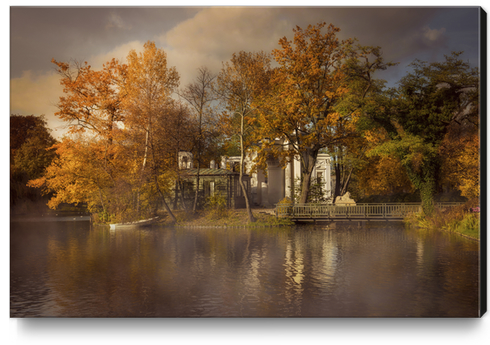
[364,129,387,145]
[123,41,180,128]
[440,133,480,199]
[456,140,479,199]
[358,156,414,195]
[26,177,46,189]
[217,51,271,137]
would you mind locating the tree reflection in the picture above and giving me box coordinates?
[11,221,479,317]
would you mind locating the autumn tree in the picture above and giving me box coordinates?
[52,58,126,143]
[26,58,126,219]
[179,66,219,212]
[27,137,122,219]
[328,44,397,202]
[10,114,57,206]
[154,99,196,211]
[216,51,271,222]
[10,115,57,177]
[256,22,382,204]
[32,42,186,223]
[51,57,128,196]
[122,41,180,222]
[368,52,479,215]
[27,57,128,220]
[438,98,480,200]
[357,156,415,197]
[451,134,480,199]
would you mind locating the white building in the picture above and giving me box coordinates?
[222,140,332,207]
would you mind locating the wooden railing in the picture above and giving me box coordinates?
[276,202,463,220]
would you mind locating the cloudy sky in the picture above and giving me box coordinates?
[9,4,483,138]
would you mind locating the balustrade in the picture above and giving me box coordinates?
[276,202,463,220]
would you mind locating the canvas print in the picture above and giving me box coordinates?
[10,6,484,317]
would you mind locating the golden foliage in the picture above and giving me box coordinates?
[52,57,125,141]
[440,132,480,199]
[357,155,415,196]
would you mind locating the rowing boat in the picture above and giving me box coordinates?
[109,216,160,230]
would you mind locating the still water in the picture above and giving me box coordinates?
[10,218,480,317]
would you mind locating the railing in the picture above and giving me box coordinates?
[276,202,464,220]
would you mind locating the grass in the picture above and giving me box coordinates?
[405,198,480,240]
[443,212,480,240]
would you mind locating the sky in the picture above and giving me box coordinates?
[8,5,484,139]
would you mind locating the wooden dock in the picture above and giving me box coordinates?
[275,202,463,222]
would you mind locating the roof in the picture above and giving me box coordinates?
[180,168,240,176]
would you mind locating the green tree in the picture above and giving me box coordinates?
[368,52,479,215]
[329,44,396,202]
[10,114,57,206]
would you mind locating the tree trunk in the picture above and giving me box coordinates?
[420,180,435,216]
[193,111,203,213]
[192,161,200,212]
[154,175,177,223]
[340,166,354,196]
[332,163,342,204]
[402,155,438,216]
[179,180,188,212]
[239,166,255,222]
[173,180,179,210]
[332,162,353,204]
[240,115,255,223]
[298,149,317,204]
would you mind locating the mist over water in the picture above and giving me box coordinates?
[10,220,480,317]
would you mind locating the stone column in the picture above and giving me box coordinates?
[256,169,265,206]
[267,157,285,206]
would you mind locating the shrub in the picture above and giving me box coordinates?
[405,198,480,240]
[289,177,330,204]
[205,193,229,219]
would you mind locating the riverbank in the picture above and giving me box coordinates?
[165,208,294,228]
[405,199,480,240]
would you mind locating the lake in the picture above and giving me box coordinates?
[10,218,480,317]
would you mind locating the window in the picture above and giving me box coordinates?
[317,171,323,184]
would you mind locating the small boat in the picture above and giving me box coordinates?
[109,216,160,230]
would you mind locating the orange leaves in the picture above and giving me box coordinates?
[47,42,187,220]
[258,22,354,155]
[52,57,125,141]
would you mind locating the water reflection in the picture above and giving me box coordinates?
[10,220,480,317]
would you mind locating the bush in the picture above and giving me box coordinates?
[405,198,480,240]
[289,177,330,204]
[205,193,229,219]
[444,213,480,239]
[278,197,293,205]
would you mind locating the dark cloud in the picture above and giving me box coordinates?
[9,6,482,137]
[10,7,199,77]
